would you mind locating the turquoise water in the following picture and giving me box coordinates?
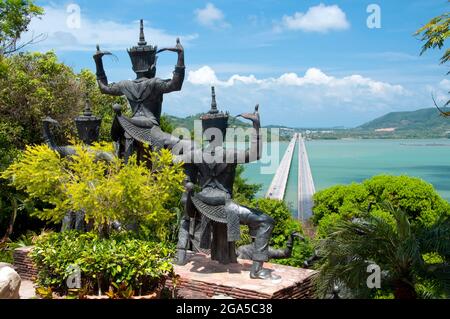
[242,139,450,216]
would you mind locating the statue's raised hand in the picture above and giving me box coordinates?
[236,104,260,127]
[175,38,184,54]
[157,38,184,54]
[93,44,113,60]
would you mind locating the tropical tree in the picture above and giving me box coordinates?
[415,6,450,110]
[0,0,44,56]
[0,52,126,242]
[416,9,450,68]
[315,203,450,299]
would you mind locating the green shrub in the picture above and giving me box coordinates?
[312,175,450,237]
[316,213,342,238]
[31,231,175,298]
[2,143,185,240]
[312,183,369,225]
[0,230,42,263]
[0,246,12,263]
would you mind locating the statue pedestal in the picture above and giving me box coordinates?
[170,253,317,299]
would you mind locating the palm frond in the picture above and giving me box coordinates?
[314,204,432,299]
[418,216,450,258]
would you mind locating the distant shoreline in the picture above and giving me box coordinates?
[305,137,450,142]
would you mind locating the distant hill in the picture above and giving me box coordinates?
[358,107,450,132]
[165,107,450,140]
[302,107,450,139]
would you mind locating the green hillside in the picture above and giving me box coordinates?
[165,107,450,140]
[305,107,450,139]
[358,107,450,132]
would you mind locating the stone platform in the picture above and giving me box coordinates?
[170,253,317,299]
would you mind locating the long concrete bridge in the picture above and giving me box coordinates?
[266,134,298,200]
[265,133,316,221]
[298,134,316,221]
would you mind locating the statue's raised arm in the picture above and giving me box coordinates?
[233,104,262,164]
[92,19,193,163]
[93,44,122,96]
[155,37,185,94]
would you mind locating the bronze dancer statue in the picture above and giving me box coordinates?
[93,19,193,161]
[174,87,278,280]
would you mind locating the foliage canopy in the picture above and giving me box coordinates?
[0,0,43,55]
[312,175,450,237]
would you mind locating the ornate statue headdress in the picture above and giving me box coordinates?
[127,19,158,74]
[201,87,229,139]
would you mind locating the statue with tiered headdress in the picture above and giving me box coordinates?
[174,87,279,280]
[93,19,193,161]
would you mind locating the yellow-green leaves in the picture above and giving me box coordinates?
[2,142,185,240]
[2,144,68,222]
[416,12,450,64]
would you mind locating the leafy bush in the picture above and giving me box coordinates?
[0,230,42,263]
[2,143,185,240]
[1,51,81,147]
[312,183,369,225]
[313,175,450,237]
[31,231,174,298]
[0,246,12,263]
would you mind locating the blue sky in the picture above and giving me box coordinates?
[25,0,449,127]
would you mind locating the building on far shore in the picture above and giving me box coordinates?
[374,128,397,133]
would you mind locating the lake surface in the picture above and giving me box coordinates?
[242,139,450,217]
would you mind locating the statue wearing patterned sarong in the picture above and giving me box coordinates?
[174,87,279,280]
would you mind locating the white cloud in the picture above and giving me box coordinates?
[439,79,450,91]
[276,4,350,33]
[163,65,415,127]
[188,66,220,85]
[23,5,198,51]
[194,3,230,29]
[425,79,450,105]
[187,66,404,96]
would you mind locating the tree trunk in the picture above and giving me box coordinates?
[0,197,18,244]
[393,280,417,299]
